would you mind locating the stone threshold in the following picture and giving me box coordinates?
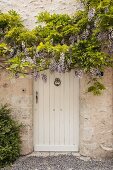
[27,152,91,161]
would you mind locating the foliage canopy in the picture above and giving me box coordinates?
[1,0,113,94]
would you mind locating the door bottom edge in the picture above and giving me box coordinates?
[34,145,78,152]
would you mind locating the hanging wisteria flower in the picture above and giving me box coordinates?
[90,68,98,76]
[24,48,29,57]
[25,56,34,64]
[90,68,103,77]
[75,69,83,78]
[41,73,47,82]
[57,64,62,73]
[88,8,95,21]
[21,56,35,64]
[9,49,15,57]
[65,65,69,72]
[81,29,89,40]
[97,32,108,41]
[35,52,40,58]
[108,41,113,53]
[69,35,77,45]
[34,71,40,80]
[105,7,109,14]
[97,33,102,41]
[49,60,58,72]
[40,59,47,68]
[109,29,113,40]
[21,58,26,63]
[57,53,65,73]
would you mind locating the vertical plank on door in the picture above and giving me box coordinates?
[54,72,60,145]
[59,73,64,145]
[73,73,79,147]
[43,70,50,145]
[64,72,70,145]
[49,72,55,145]
[69,70,74,145]
[33,78,39,148]
[38,73,44,145]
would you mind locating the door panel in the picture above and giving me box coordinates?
[33,70,79,151]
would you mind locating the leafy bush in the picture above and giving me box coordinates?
[0,105,21,168]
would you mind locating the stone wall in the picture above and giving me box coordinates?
[0,72,33,155]
[0,0,113,158]
[0,0,82,29]
[80,69,113,158]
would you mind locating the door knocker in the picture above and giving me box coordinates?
[54,78,61,86]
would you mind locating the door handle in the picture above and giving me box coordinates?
[36,91,38,103]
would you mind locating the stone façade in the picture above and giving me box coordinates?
[0,0,113,158]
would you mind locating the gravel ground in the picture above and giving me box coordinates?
[2,155,113,170]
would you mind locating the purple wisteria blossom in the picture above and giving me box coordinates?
[41,73,47,82]
[34,71,40,80]
[81,29,89,40]
[49,60,58,72]
[69,35,77,44]
[90,68,102,77]
[109,30,113,40]
[35,52,40,58]
[57,53,65,73]
[9,49,15,57]
[75,69,83,78]
[105,7,109,14]
[88,8,95,21]
[22,56,35,64]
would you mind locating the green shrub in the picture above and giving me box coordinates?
[0,105,21,168]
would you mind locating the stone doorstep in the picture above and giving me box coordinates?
[27,151,80,157]
[27,152,91,161]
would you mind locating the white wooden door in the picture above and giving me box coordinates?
[33,70,79,151]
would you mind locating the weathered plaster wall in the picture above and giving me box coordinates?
[80,69,113,158]
[0,0,113,158]
[0,0,82,29]
[0,72,33,155]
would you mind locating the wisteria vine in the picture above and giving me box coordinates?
[1,0,113,95]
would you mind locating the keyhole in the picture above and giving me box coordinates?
[36,91,38,103]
